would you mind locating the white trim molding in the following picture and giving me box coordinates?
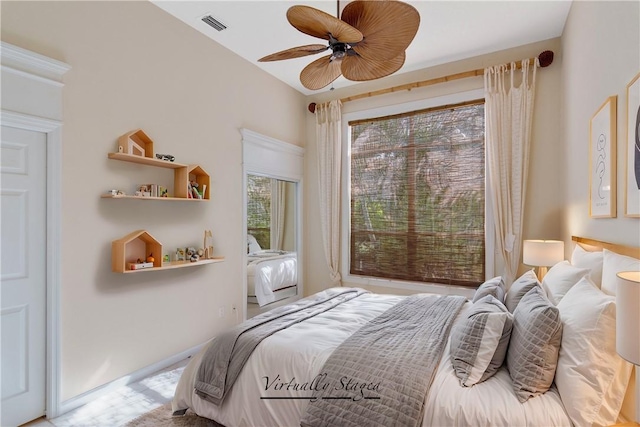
[1,42,70,419]
[1,42,70,82]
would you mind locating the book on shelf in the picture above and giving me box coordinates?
[129,262,153,270]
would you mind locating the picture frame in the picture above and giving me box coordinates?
[589,95,617,218]
[625,72,640,217]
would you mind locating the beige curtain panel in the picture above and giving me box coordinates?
[315,100,343,285]
[484,59,538,285]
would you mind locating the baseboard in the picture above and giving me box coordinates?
[56,341,207,418]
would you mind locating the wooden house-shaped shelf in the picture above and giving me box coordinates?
[104,129,211,202]
[188,165,211,200]
[112,230,162,273]
[111,229,225,273]
[118,129,154,158]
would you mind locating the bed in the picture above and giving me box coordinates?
[247,250,298,306]
[174,236,639,427]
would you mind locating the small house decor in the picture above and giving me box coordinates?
[118,129,154,158]
[112,229,162,272]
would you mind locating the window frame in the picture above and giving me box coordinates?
[340,88,495,293]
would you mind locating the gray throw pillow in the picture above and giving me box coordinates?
[450,295,513,387]
[472,276,506,303]
[504,270,539,312]
[506,286,563,402]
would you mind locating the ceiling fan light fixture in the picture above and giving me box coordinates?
[259,0,421,90]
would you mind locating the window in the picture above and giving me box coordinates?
[247,175,271,249]
[348,99,485,287]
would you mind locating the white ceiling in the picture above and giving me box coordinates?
[152,1,572,95]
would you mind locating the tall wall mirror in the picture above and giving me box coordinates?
[241,129,304,320]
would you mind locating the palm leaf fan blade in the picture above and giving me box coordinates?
[300,54,343,90]
[341,0,420,61]
[287,5,363,43]
[342,51,406,81]
[258,44,328,62]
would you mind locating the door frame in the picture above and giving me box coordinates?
[1,42,70,419]
[240,128,305,321]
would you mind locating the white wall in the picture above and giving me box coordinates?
[1,1,306,401]
[561,1,640,250]
[303,38,564,296]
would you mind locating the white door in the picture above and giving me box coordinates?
[1,125,47,426]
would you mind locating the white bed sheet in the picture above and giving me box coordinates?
[172,291,571,427]
[247,251,297,306]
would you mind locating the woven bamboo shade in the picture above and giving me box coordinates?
[349,100,486,286]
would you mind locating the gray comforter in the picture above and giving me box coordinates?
[194,287,369,406]
[300,294,466,427]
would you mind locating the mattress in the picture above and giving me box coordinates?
[247,251,297,306]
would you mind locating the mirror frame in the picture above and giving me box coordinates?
[241,129,304,320]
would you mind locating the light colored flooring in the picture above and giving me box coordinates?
[20,358,189,427]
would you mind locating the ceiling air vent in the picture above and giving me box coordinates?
[201,15,227,32]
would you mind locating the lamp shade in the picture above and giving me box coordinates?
[523,240,565,267]
[616,271,640,365]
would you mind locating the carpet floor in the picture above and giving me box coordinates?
[125,403,224,427]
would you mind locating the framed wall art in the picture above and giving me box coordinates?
[589,95,617,218]
[625,72,640,217]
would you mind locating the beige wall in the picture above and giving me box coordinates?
[1,1,306,401]
[561,1,640,250]
[303,38,564,296]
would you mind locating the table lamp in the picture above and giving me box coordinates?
[523,240,565,280]
[616,271,640,425]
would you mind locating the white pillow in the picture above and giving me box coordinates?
[555,277,633,427]
[541,260,589,305]
[601,249,640,296]
[247,234,262,254]
[571,244,604,288]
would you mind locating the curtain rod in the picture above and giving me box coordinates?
[308,50,554,113]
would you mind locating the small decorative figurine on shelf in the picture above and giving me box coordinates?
[155,153,175,162]
[186,247,198,262]
[203,230,213,259]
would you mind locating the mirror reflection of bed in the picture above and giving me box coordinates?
[246,175,298,319]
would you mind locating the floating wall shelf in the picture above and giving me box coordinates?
[111,229,224,273]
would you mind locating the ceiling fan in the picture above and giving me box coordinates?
[258,0,420,91]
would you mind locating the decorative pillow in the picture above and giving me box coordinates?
[571,244,604,288]
[601,249,640,296]
[541,261,589,305]
[555,277,632,427]
[450,295,513,387]
[247,234,261,254]
[506,286,562,402]
[472,276,506,303]
[504,270,539,313]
